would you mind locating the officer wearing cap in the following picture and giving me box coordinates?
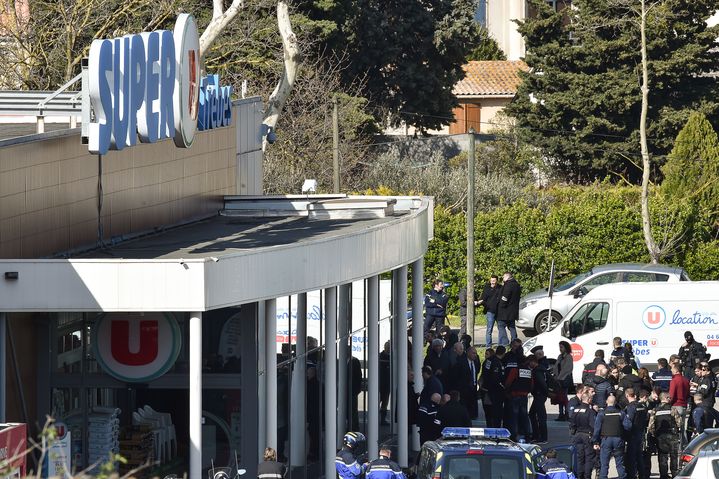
[336,432,366,479]
[364,448,405,479]
[592,395,630,479]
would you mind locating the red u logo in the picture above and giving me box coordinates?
[111,320,159,366]
[647,311,661,325]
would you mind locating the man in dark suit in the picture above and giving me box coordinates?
[496,272,521,346]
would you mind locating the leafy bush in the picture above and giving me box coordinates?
[424,184,718,314]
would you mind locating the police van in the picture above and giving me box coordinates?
[522,282,719,381]
[414,427,574,479]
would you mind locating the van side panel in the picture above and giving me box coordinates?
[614,300,719,368]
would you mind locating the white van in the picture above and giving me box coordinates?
[522,281,719,382]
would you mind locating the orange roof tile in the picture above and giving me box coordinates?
[453,60,529,97]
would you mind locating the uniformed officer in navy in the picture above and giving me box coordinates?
[423,279,449,333]
[480,345,505,428]
[336,432,366,479]
[651,358,672,392]
[648,392,682,479]
[364,448,405,479]
[592,395,630,479]
[570,390,596,479]
[623,388,648,479]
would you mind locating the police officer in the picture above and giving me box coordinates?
[648,392,682,479]
[364,448,405,479]
[336,432,365,479]
[418,393,442,444]
[424,280,449,333]
[480,346,505,428]
[540,449,573,479]
[652,358,672,392]
[696,362,719,427]
[592,395,629,479]
[504,353,533,442]
[569,391,596,479]
[567,384,585,420]
[623,388,648,479]
[678,331,707,378]
[258,447,287,479]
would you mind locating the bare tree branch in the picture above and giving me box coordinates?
[199,0,245,60]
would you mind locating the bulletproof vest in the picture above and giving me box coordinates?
[512,366,533,394]
[654,404,676,436]
[628,402,648,434]
[572,406,593,433]
[600,408,623,437]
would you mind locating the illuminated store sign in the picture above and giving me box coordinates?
[88,14,200,154]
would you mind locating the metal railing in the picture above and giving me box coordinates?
[0,72,82,133]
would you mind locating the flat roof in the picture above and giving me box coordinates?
[73,214,396,260]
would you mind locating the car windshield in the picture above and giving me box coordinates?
[554,271,592,292]
[686,432,719,455]
[445,456,523,479]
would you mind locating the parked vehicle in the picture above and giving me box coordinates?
[681,429,719,467]
[516,263,689,333]
[675,449,719,479]
[522,282,719,382]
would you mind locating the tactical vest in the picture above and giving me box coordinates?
[512,366,533,394]
[572,406,594,434]
[654,404,676,436]
[628,403,648,434]
[600,408,623,437]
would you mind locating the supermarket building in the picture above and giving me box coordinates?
[0,15,433,479]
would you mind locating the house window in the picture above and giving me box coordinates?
[546,0,557,10]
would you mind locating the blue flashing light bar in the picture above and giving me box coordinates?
[441,427,511,439]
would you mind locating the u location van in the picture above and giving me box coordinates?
[522,281,719,382]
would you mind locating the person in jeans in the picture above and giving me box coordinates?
[479,274,501,346]
[496,272,521,345]
[669,362,689,444]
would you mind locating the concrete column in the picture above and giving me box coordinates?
[324,287,338,478]
[240,304,260,479]
[396,266,409,468]
[411,258,425,451]
[257,302,267,460]
[265,299,278,450]
[290,293,307,467]
[337,284,350,436]
[366,276,380,459]
[189,312,203,479]
[391,269,399,430]
[0,313,6,423]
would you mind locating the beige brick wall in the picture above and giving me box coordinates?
[0,124,236,258]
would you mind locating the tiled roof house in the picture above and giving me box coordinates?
[449,60,528,134]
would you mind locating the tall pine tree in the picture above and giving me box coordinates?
[506,0,719,182]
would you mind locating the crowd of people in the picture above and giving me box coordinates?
[414,317,717,479]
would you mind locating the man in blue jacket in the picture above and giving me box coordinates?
[592,395,630,479]
[424,280,448,334]
[336,432,365,479]
[365,448,405,479]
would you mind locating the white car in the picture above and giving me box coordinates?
[675,449,719,478]
[516,263,689,333]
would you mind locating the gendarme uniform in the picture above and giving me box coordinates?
[364,455,405,479]
[570,402,596,479]
[624,400,648,479]
[592,405,629,479]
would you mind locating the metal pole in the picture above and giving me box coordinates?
[467,129,476,343]
[396,266,409,468]
[391,269,399,431]
[333,97,340,193]
[0,312,6,423]
[337,284,350,436]
[411,258,425,450]
[266,299,278,450]
[324,286,338,477]
[189,311,203,479]
[367,276,380,460]
[290,293,308,467]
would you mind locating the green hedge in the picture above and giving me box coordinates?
[424,184,719,314]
